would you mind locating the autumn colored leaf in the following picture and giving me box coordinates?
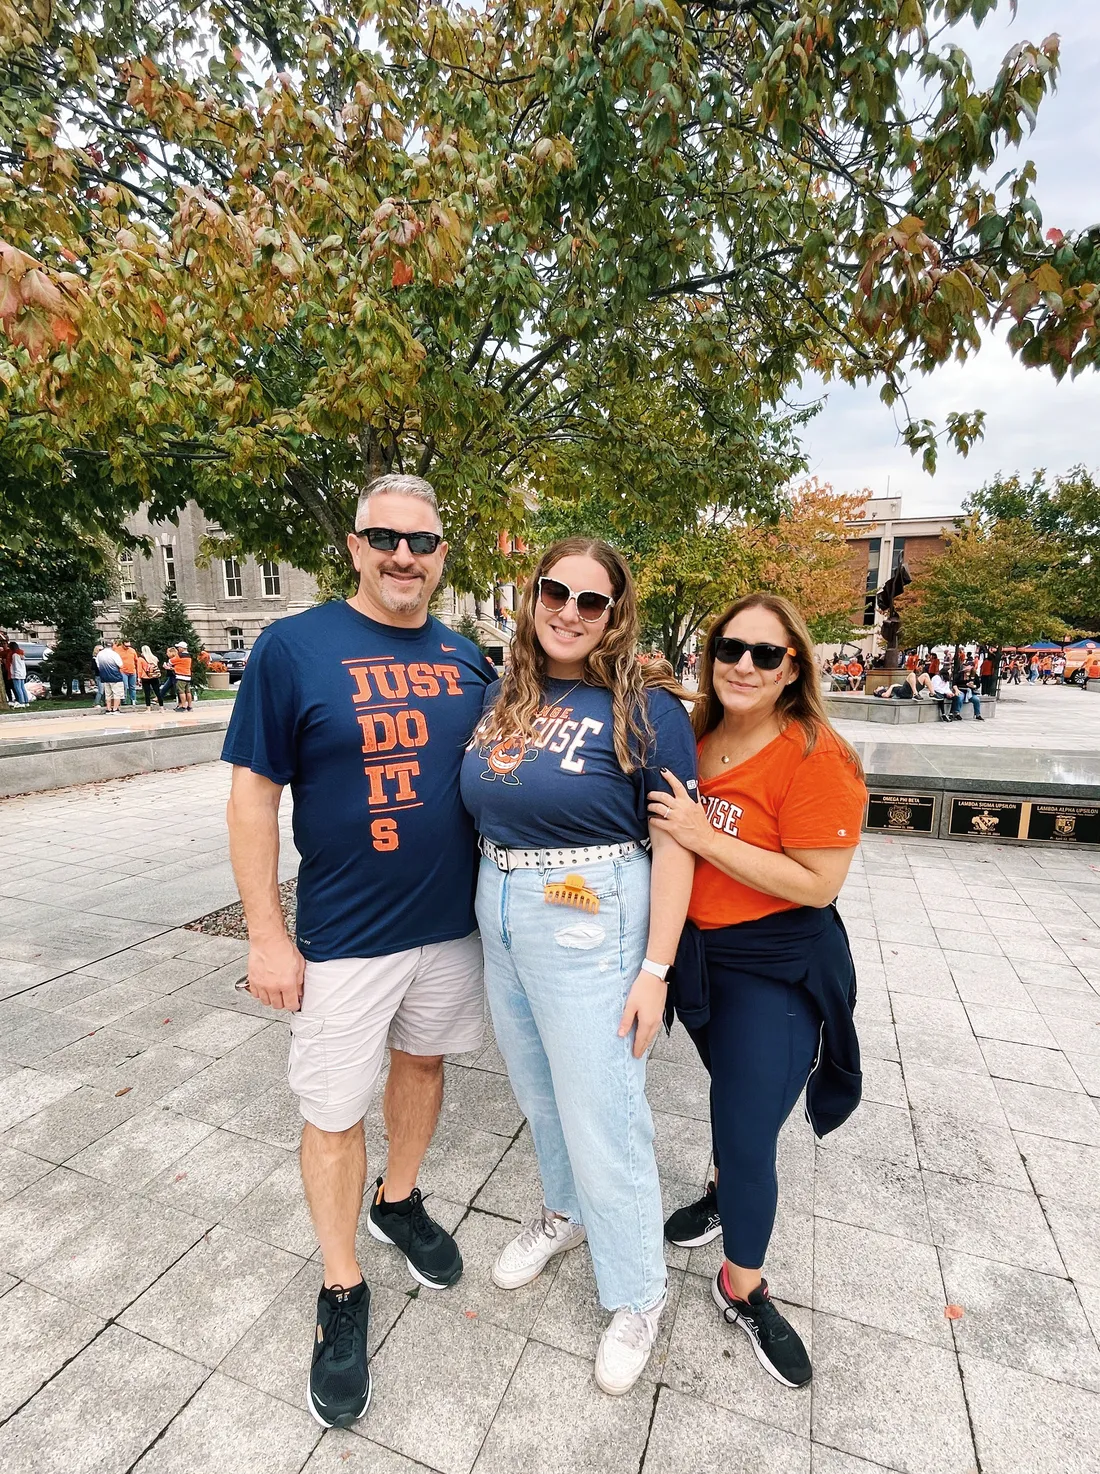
[0,0,1084,592]
[945,1304,964,1320]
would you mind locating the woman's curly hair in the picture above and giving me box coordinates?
[480,538,689,772]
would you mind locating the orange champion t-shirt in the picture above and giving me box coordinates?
[688,723,867,929]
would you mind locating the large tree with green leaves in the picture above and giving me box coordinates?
[0,527,114,697]
[537,476,864,661]
[899,516,1068,653]
[1,0,1093,587]
[965,467,1100,631]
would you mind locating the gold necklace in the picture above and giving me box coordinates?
[546,676,586,707]
[711,721,776,767]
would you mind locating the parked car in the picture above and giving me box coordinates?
[206,649,250,683]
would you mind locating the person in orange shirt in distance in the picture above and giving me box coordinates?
[113,639,139,706]
[168,642,194,710]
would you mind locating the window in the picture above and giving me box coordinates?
[223,557,243,599]
[226,626,245,650]
[162,544,177,594]
[260,560,281,597]
[891,537,906,572]
[863,536,881,626]
[865,537,882,592]
[118,551,136,603]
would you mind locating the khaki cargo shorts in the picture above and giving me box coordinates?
[288,931,485,1131]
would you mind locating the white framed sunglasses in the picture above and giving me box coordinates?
[536,576,616,623]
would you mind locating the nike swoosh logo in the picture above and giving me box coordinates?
[441,644,457,652]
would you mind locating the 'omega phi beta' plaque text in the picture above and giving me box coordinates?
[865,793,938,834]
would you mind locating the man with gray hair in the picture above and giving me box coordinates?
[223,473,496,1428]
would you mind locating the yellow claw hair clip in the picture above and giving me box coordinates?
[543,873,600,915]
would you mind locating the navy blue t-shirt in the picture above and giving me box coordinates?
[222,601,496,961]
[460,678,698,848]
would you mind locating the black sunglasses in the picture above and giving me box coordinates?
[355,527,442,555]
[712,636,797,671]
[537,576,615,623]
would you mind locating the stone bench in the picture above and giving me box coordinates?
[0,716,231,797]
[825,693,996,724]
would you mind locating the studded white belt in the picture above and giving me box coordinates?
[478,836,646,872]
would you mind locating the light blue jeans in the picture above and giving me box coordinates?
[476,849,666,1313]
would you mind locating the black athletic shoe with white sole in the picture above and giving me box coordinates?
[664,1180,722,1248]
[711,1270,812,1388]
[308,1280,372,1428]
[367,1178,463,1288]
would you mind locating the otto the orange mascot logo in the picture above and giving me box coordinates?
[480,736,537,784]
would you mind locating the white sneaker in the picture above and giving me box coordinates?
[491,1208,586,1289]
[594,1293,666,1395]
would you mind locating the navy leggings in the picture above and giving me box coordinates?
[688,959,821,1268]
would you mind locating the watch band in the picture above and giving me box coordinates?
[640,957,670,981]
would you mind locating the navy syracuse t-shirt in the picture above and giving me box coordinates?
[460,677,698,848]
[222,601,496,961]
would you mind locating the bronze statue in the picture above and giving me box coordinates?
[876,562,911,672]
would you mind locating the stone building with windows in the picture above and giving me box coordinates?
[99,502,321,650]
[97,501,518,657]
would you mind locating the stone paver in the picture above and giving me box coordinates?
[0,734,1097,1470]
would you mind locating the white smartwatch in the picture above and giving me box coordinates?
[640,958,671,981]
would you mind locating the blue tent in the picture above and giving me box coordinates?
[1065,638,1099,650]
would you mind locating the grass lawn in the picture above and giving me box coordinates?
[4,688,237,713]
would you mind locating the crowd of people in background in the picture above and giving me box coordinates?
[90,639,199,711]
[0,630,212,712]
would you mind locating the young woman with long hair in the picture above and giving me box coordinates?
[460,537,698,1395]
[650,593,866,1390]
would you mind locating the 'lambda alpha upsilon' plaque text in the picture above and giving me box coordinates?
[865,793,937,834]
[1027,803,1100,845]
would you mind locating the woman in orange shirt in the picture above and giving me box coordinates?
[649,593,866,1390]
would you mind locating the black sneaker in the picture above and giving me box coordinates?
[307,1280,372,1428]
[664,1180,722,1248]
[711,1271,812,1388]
[367,1178,462,1288]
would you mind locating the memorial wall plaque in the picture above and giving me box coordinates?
[866,793,937,834]
[949,798,1026,840]
[1026,803,1100,845]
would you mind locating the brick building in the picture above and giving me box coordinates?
[839,496,961,656]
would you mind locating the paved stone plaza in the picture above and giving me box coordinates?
[0,685,1099,1473]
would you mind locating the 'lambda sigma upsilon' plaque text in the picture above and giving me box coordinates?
[1027,804,1100,845]
[949,798,1025,839]
[865,793,937,834]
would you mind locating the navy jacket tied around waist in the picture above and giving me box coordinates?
[668,904,861,1137]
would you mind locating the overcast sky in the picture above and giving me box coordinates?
[796,0,1100,516]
